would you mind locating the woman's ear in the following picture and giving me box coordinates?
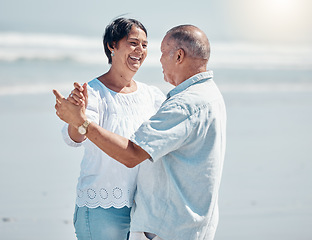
[107,42,115,52]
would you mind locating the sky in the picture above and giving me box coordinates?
[1,0,312,45]
[0,0,311,71]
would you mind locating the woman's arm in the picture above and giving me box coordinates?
[66,82,88,143]
[53,88,149,168]
[68,124,86,143]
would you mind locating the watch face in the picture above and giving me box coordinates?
[78,126,86,135]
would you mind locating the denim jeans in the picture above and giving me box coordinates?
[73,205,131,240]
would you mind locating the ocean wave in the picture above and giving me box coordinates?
[220,82,312,93]
[0,32,160,66]
[0,32,104,64]
[0,32,312,69]
[0,83,73,96]
[1,82,312,96]
[210,42,312,70]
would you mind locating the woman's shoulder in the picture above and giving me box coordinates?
[136,81,166,108]
[87,78,112,96]
[136,81,164,96]
[84,78,111,105]
[87,78,101,89]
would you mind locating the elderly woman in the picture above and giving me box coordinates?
[62,18,165,240]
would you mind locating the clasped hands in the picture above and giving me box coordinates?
[53,82,88,128]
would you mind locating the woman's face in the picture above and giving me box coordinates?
[113,26,148,73]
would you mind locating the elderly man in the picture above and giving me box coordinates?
[54,25,226,240]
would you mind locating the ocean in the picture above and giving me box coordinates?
[0,32,312,239]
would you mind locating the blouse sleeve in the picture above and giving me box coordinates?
[61,82,101,147]
[61,123,83,147]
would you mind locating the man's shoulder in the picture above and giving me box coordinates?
[176,79,221,99]
[164,92,207,117]
[188,80,223,103]
[166,80,224,114]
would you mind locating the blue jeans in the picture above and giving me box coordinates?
[73,205,131,240]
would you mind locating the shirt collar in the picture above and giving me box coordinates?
[167,70,213,99]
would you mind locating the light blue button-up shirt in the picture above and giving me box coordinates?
[130,71,227,240]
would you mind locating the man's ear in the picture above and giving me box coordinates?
[176,48,185,63]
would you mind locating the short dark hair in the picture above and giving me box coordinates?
[103,18,147,64]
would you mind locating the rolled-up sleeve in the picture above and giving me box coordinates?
[61,124,83,147]
[130,100,192,162]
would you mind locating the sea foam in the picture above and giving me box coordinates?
[1,32,312,69]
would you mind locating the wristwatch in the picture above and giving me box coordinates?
[78,120,91,135]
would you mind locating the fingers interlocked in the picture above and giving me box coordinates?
[67,83,86,106]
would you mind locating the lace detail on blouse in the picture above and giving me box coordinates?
[76,186,134,209]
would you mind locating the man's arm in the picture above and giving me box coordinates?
[53,89,149,168]
[86,122,150,168]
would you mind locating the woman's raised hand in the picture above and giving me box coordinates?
[67,82,88,107]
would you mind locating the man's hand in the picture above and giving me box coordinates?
[53,88,87,128]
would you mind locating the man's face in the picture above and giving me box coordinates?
[160,36,177,86]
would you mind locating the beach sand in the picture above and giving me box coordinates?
[0,68,311,239]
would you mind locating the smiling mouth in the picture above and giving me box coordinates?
[129,56,141,61]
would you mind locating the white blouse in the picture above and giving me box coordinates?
[62,78,165,209]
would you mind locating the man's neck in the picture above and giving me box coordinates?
[174,58,207,86]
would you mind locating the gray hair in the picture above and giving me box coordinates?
[166,25,210,60]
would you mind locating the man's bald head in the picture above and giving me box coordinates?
[165,25,210,61]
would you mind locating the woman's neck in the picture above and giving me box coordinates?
[98,68,137,94]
